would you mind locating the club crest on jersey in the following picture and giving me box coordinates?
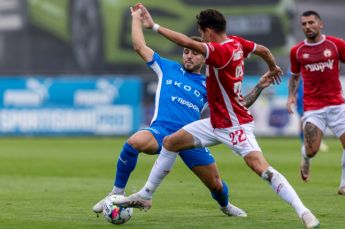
[302,53,310,59]
[323,49,332,57]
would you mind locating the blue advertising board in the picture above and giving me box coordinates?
[0,76,142,135]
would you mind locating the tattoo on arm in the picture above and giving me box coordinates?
[242,85,264,108]
[288,75,300,97]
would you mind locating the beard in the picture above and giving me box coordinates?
[184,63,201,73]
[305,30,318,40]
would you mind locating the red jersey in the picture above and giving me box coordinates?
[290,35,345,111]
[204,35,256,128]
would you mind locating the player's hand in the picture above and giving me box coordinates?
[258,71,274,89]
[269,65,283,85]
[138,4,155,29]
[286,96,296,114]
[130,3,142,18]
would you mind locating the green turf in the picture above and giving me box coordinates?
[0,137,344,229]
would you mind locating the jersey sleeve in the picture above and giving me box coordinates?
[146,52,162,69]
[205,42,233,68]
[335,38,345,63]
[232,36,256,58]
[146,52,166,78]
[290,46,300,75]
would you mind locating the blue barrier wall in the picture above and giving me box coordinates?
[0,76,142,135]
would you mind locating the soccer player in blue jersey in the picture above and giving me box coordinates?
[92,6,273,216]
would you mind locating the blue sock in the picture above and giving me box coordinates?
[211,180,229,207]
[114,143,139,189]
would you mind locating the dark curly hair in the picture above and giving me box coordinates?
[196,9,226,33]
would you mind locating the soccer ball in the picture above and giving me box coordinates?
[102,195,133,225]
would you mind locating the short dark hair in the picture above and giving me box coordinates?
[302,10,321,20]
[196,9,226,33]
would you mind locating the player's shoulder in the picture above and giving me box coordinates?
[228,35,240,41]
[325,35,342,41]
[208,35,243,47]
[227,35,245,42]
[158,54,181,68]
[226,36,245,47]
[291,40,305,51]
[325,35,345,44]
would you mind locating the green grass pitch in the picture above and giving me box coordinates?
[0,137,344,229]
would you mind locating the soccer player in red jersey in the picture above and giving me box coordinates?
[287,10,345,195]
[114,5,319,228]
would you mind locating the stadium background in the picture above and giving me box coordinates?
[1,1,345,229]
[0,0,343,137]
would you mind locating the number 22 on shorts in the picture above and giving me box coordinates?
[229,129,246,145]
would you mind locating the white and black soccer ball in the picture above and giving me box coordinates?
[102,195,133,225]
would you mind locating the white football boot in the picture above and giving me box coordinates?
[301,211,320,228]
[92,192,124,213]
[220,203,247,217]
[112,192,152,211]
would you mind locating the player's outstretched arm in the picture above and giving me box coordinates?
[130,5,154,62]
[242,71,273,108]
[254,44,282,84]
[138,4,207,56]
[287,73,301,114]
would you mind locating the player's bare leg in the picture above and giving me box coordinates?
[301,122,323,182]
[244,151,319,228]
[92,130,159,213]
[338,133,345,195]
[114,129,195,210]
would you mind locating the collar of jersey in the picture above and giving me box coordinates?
[304,34,326,46]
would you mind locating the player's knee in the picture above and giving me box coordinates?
[126,138,143,152]
[304,146,318,158]
[163,136,178,151]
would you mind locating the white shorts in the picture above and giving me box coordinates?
[302,104,345,138]
[182,118,262,157]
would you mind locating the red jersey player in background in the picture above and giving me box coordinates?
[287,10,345,195]
[114,4,320,228]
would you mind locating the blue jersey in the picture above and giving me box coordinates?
[147,52,207,130]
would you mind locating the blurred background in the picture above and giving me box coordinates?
[0,0,344,137]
